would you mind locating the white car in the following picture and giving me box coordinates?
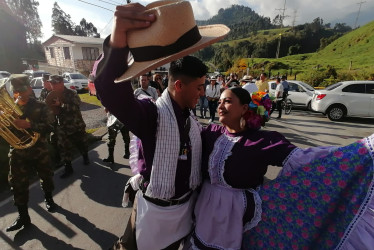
[30,77,76,98]
[62,72,88,92]
[268,80,315,109]
[311,81,374,121]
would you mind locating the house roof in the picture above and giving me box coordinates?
[43,35,104,46]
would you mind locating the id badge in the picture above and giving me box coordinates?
[178,143,189,161]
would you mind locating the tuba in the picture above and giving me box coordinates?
[0,79,40,149]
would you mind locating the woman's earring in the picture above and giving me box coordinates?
[240,117,246,129]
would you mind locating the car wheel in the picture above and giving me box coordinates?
[307,101,312,111]
[326,105,346,121]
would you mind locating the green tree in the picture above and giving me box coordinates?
[52,2,75,35]
[6,0,42,43]
[75,18,101,38]
[52,3,101,37]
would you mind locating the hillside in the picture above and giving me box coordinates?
[196,5,275,41]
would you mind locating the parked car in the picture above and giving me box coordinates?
[62,72,88,93]
[88,73,96,96]
[311,81,374,121]
[0,71,11,79]
[30,77,76,98]
[268,80,315,110]
[23,70,49,80]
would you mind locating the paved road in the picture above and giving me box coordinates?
[1,110,373,249]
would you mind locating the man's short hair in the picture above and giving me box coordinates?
[169,56,208,84]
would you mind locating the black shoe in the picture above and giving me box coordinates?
[45,197,57,212]
[6,215,31,232]
[123,153,130,159]
[60,168,73,178]
[103,156,114,164]
[276,116,281,119]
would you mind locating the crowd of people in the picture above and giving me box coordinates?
[2,1,374,249]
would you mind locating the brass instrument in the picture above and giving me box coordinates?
[0,80,40,149]
[45,90,64,115]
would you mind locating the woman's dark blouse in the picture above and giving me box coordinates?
[201,124,297,189]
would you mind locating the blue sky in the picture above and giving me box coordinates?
[38,0,374,41]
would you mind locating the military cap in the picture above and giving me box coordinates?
[42,73,51,81]
[9,74,31,92]
[49,75,64,84]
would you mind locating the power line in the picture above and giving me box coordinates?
[354,1,366,29]
[76,0,114,12]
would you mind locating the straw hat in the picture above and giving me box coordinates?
[241,75,253,82]
[116,0,230,82]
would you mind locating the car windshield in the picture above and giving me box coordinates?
[70,73,87,80]
[33,72,45,78]
[325,82,342,90]
[296,81,314,91]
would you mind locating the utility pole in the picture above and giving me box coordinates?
[275,0,287,58]
[354,1,366,29]
[291,9,298,29]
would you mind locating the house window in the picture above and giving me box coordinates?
[63,47,71,59]
[82,47,99,60]
[50,47,55,58]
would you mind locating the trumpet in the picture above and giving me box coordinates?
[0,81,39,149]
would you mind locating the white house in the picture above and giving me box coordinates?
[42,35,104,74]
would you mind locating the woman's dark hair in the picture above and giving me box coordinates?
[228,86,251,105]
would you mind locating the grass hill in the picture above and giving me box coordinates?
[199,20,374,85]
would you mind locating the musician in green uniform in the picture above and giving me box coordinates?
[5,74,57,232]
[48,75,89,178]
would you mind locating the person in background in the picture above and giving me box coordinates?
[134,74,158,101]
[241,75,258,94]
[49,75,90,178]
[150,73,164,97]
[281,75,289,99]
[269,77,284,119]
[102,108,130,164]
[226,72,239,88]
[6,74,56,232]
[255,72,268,92]
[205,76,221,123]
[198,77,209,119]
[39,73,51,102]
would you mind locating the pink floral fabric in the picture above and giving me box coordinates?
[243,138,374,249]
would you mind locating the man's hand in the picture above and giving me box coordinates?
[51,98,61,107]
[14,119,31,129]
[110,3,156,48]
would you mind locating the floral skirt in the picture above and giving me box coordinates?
[242,136,374,249]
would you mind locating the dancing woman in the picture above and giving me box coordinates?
[186,87,374,249]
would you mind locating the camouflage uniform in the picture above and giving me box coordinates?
[55,87,88,166]
[39,87,50,102]
[103,113,130,163]
[39,87,60,164]
[8,98,55,206]
[5,74,57,232]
